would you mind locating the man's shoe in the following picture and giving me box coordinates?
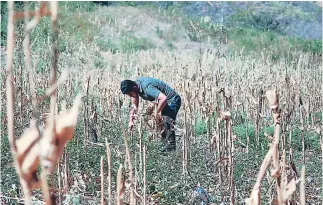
[160,116,176,153]
[161,131,176,153]
[162,143,176,152]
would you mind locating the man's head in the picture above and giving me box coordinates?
[120,80,139,97]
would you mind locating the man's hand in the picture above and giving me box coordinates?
[129,96,139,131]
[156,92,167,114]
[128,121,135,131]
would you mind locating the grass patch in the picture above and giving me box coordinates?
[232,122,321,153]
[95,34,155,53]
[227,26,322,60]
[164,40,176,50]
[195,118,207,136]
[120,34,155,52]
[152,2,322,60]
[59,1,97,12]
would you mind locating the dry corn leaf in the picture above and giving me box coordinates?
[41,94,82,173]
[281,178,296,202]
[266,90,279,110]
[246,148,273,205]
[15,121,41,189]
[271,145,280,178]
[270,167,280,179]
[245,183,261,205]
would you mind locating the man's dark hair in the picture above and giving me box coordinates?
[120,80,136,94]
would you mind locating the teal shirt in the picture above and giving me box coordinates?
[135,77,178,104]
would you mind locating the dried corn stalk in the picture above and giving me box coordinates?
[105,138,112,205]
[116,164,125,205]
[41,94,83,173]
[245,148,273,205]
[266,90,297,205]
[15,121,42,190]
[246,90,298,205]
[300,166,306,205]
[14,94,82,191]
[145,105,164,132]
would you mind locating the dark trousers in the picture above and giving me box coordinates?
[160,95,181,151]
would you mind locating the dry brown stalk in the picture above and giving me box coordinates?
[101,156,105,205]
[15,121,41,203]
[246,90,288,205]
[41,94,82,173]
[289,129,298,179]
[24,2,53,203]
[105,138,112,205]
[281,150,287,188]
[14,94,81,202]
[49,0,58,131]
[245,147,273,205]
[256,89,264,147]
[182,100,188,181]
[38,7,58,204]
[138,115,143,174]
[266,90,283,204]
[41,171,53,205]
[116,164,125,205]
[122,129,135,205]
[45,71,68,96]
[245,112,250,154]
[215,110,222,184]
[6,0,16,158]
[267,90,298,205]
[57,162,61,204]
[224,112,234,205]
[154,102,158,140]
[6,2,34,204]
[134,151,138,202]
[84,76,91,147]
[64,151,69,189]
[300,166,305,205]
[143,145,147,205]
[300,100,306,164]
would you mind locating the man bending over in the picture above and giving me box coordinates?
[120,77,181,152]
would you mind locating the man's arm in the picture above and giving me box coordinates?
[129,95,139,125]
[144,85,168,114]
[156,92,167,114]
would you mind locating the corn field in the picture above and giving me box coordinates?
[1,2,322,205]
